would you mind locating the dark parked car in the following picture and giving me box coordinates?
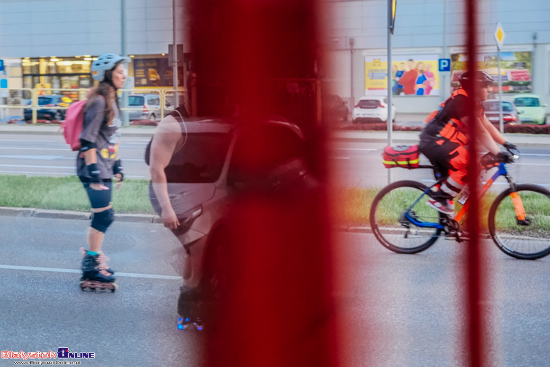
[482,99,520,126]
[24,95,72,121]
[323,94,349,121]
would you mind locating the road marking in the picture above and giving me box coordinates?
[0,147,69,151]
[0,164,74,169]
[333,148,378,151]
[0,154,64,160]
[0,264,181,280]
[0,170,144,178]
[421,179,550,187]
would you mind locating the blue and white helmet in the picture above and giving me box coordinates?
[91,53,130,82]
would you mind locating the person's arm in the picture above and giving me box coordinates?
[481,114,506,145]
[80,97,108,190]
[463,115,500,155]
[149,115,182,230]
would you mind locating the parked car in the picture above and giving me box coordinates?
[148,118,314,311]
[128,93,162,121]
[352,96,396,124]
[482,99,520,126]
[513,94,547,125]
[323,94,348,121]
[23,95,72,121]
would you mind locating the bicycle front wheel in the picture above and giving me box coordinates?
[489,184,550,260]
[370,180,443,254]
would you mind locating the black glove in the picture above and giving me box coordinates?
[503,141,520,157]
[86,163,102,184]
[113,160,124,181]
[497,151,514,164]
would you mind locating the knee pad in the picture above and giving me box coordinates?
[91,208,115,233]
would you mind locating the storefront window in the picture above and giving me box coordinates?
[22,57,93,101]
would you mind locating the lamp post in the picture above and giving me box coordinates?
[349,37,354,109]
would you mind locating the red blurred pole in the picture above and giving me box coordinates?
[188,1,338,366]
[464,0,486,365]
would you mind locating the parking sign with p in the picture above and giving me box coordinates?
[438,58,450,72]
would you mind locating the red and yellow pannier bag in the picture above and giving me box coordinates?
[382,145,420,169]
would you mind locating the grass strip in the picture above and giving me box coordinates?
[0,175,155,214]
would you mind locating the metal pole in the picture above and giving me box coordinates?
[441,0,447,102]
[387,0,392,185]
[121,0,129,126]
[349,38,354,111]
[498,46,503,133]
[173,0,179,108]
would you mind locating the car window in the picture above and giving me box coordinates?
[357,99,380,108]
[483,101,514,112]
[128,96,145,106]
[514,97,540,107]
[38,97,53,106]
[147,97,160,106]
[229,125,305,179]
[166,132,233,183]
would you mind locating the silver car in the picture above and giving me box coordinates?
[127,93,161,121]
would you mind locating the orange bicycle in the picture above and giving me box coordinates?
[370,153,550,260]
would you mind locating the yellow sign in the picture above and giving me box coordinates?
[494,22,505,48]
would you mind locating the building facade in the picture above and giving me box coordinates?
[0,0,188,100]
[323,0,550,113]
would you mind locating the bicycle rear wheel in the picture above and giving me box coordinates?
[370,180,443,254]
[489,184,550,260]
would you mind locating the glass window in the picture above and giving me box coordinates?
[165,132,233,183]
[514,97,540,107]
[483,101,514,112]
[129,96,145,106]
[358,99,380,108]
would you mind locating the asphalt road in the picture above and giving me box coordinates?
[1,216,549,366]
[335,231,550,367]
[1,133,549,191]
[0,216,198,367]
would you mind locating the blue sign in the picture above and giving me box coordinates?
[0,79,7,88]
[0,60,4,72]
[438,58,451,72]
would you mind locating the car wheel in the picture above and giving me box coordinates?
[343,111,348,122]
[148,113,156,121]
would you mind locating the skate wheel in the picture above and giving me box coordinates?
[110,283,119,292]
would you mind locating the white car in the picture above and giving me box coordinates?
[352,96,396,124]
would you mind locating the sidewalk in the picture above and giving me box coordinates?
[0,123,156,137]
[3,123,550,147]
[332,130,550,147]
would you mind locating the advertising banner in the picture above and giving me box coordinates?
[364,54,440,96]
[133,58,183,87]
[450,52,532,93]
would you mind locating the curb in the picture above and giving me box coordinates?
[0,206,160,223]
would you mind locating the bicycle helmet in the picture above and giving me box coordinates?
[91,53,130,82]
[459,70,494,88]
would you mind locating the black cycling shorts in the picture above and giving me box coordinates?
[79,177,113,209]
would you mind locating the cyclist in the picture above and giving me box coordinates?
[418,70,518,215]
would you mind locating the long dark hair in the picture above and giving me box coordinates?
[85,60,123,124]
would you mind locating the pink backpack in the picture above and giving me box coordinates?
[61,99,87,151]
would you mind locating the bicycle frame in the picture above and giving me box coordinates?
[404,162,525,229]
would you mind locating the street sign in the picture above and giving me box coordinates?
[1,79,7,88]
[494,22,505,49]
[389,0,397,35]
[0,60,4,72]
[438,58,451,72]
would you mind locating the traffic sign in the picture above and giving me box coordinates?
[1,79,7,88]
[438,58,451,72]
[0,60,4,72]
[494,22,505,49]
